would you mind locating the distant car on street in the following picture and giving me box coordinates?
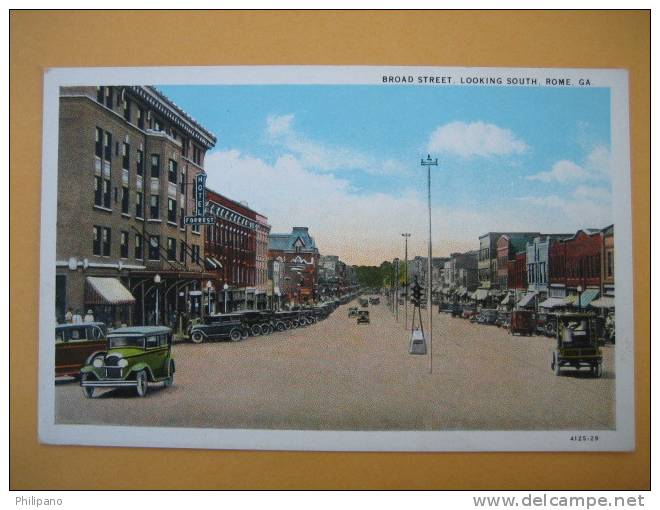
[80,325,175,398]
[369,296,380,305]
[477,309,498,325]
[357,310,370,324]
[348,307,358,318]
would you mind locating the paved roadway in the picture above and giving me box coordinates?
[55,300,615,430]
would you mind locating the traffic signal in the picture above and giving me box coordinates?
[411,279,424,306]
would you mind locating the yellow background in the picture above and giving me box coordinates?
[10,10,650,489]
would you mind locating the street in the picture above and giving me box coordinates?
[55,300,615,431]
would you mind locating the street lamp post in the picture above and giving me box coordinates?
[206,280,213,316]
[421,154,438,374]
[394,258,400,323]
[153,274,161,325]
[401,233,411,329]
[577,285,583,313]
[223,283,229,313]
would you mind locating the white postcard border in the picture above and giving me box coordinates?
[38,66,634,452]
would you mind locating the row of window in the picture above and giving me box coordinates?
[92,225,201,263]
[95,87,203,167]
[549,254,602,280]
[527,262,547,285]
[205,223,255,251]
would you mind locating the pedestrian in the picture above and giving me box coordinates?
[64,308,73,323]
[84,309,95,323]
[72,309,83,324]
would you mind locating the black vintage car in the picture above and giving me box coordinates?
[189,314,248,343]
[477,308,498,325]
[357,310,370,324]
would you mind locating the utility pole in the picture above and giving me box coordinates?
[394,257,400,322]
[421,155,438,374]
[402,233,411,329]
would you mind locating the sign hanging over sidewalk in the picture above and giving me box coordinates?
[184,173,215,225]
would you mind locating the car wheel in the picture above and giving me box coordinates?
[191,331,205,344]
[136,370,148,397]
[594,363,603,378]
[81,373,95,398]
[229,328,242,342]
[285,321,293,329]
[164,360,175,387]
[276,322,286,332]
[251,324,262,336]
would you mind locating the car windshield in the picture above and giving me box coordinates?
[108,336,145,349]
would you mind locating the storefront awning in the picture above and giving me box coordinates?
[538,297,566,309]
[517,291,537,308]
[501,294,511,305]
[589,296,615,308]
[205,257,218,269]
[474,289,489,301]
[457,287,467,297]
[85,277,135,305]
[564,289,599,307]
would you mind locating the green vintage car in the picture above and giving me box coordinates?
[80,326,175,398]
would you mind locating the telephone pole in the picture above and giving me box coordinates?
[421,155,438,374]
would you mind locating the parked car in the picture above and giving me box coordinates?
[495,311,511,328]
[55,322,107,378]
[536,312,558,337]
[551,313,603,377]
[358,297,369,308]
[80,326,175,397]
[189,314,248,343]
[477,308,498,325]
[369,296,380,305]
[357,310,370,324]
[462,306,476,320]
[450,303,462,317]
[509,310,536,336]
[348,307,358,318]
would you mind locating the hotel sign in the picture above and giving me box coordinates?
[184,173,215,225]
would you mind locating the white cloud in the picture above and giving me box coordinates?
[526,145,611,183]
[265,113,407,176]
[526,160,590,183]
[426,121,528,158]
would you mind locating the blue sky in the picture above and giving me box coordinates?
[160,84,613,264]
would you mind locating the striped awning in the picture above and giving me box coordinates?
[538,297,566,309]
[473,289,489,301]
[85,277,135,305]
[501,294,511,305]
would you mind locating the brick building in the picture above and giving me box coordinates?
[496,233,539,290]
[268,227,320,306]
[204,188,262,311]
[479,231,539,291]
[255,214,272,309]
[56,85,216,327]
[549,228,603,307]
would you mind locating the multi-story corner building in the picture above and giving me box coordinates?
[255,214,272,309]
[524,234,571,301]
[441,251,478,298]
[204,188,264,311]
[56,85,216,327]
[268,227,320,306]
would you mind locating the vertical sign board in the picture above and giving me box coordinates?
[184,173,215,225]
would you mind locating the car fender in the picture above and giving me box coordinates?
[189,327,208,338]
[127,362,155,381]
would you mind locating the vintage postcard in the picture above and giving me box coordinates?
[38,66,633,451]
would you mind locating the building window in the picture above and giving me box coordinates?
[135,234,143,260]
[192,145,201,165]
[94,176,103,207]
[149,235,160,260]
[150,194,160,219]
[121,186,129,214]
[120,231,129,258]
[105,86,113,108]
[180,171,186,194]
[191,245,200,264]
[135,191,143,218]
[179,240,186,263]
[151,154,160,178]
[607,251,614,278]
[122,142,130,170]
[192,223,200,234]
[96,86,104,104]
[167,198,176,223]
[95,127,103,158]
[103,131,112,162]
[102,227,111,256]
[179,206,185,228]
[167,237,176,260]
[136,149,143,176]
[102,178,111,208]
[168,159,177,184]
[92,226,101,255]
[182,138,189,158]
[137,107,144,129]
[123,98,131,121]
